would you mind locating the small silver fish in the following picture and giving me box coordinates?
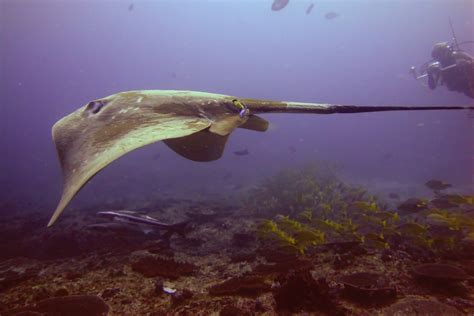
[95,210,189,237]
[272,0,289,11]
[233,149,249,156]
[325,11,339,19]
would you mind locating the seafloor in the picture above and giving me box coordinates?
[1,168,473,315]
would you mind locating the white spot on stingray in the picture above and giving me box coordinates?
[111,115,116,120]
[137,97,143,103]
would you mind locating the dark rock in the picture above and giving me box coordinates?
[40,234,82,259]
[153,278,164,295]
[146,244,173,255]
[108,268,125,278]
[425,180,452,191]
[32,287,51,302]
[219,305,251,316]
[446,297,474,310]
[171,289,193,306]
[208,275,270,296]
[384,297,463,316]
[0,267,39,293]
[148,310,168,316]
[229,253,256,263]
[381,250,393,262]
[339,272,397,305]
[318,241,366,256]
[412,263,471,296]
[274,269,338,313]
[459,260,474,276]
[397,198,427,213]
[64,270,83,280]
[54,288,69,297]
[101,288,120,299]
[258,248,300,263]
[231,233,255,248]
[431,196,458,208]
[412,263,471,282]
[131,255,195,279]
[333,254,353,270]
[254,298,265,312]
[254,258,313,275]
[388,192,400,199]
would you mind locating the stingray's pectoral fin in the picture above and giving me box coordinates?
[48,110,212,227]
[238,115,269,132]
[163,114,264,162]
[163,130,229,162]
[47,177,85,227]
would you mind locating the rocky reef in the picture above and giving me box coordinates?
[0,162,473,315]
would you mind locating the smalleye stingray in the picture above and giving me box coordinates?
[47,90,473,227]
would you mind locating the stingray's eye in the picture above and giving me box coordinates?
[232,99,245,110]
[85,100,106,114]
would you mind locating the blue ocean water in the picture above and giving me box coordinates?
[1,0,473,213]
[0,2,473,314]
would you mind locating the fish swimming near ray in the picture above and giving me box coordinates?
[325,11,340,19]
[88,210,190,237]
[272,0,289,11]
[233,149,249,156]
[47,90,473,227]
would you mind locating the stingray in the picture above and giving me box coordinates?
[47,90,473,227]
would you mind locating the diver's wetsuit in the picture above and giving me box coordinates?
[427,44,474,98]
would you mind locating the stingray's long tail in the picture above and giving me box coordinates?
[303,104,474,114]
[243,98,474,114]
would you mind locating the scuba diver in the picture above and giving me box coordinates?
[427,42,473,98]
[410,20,474,99]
